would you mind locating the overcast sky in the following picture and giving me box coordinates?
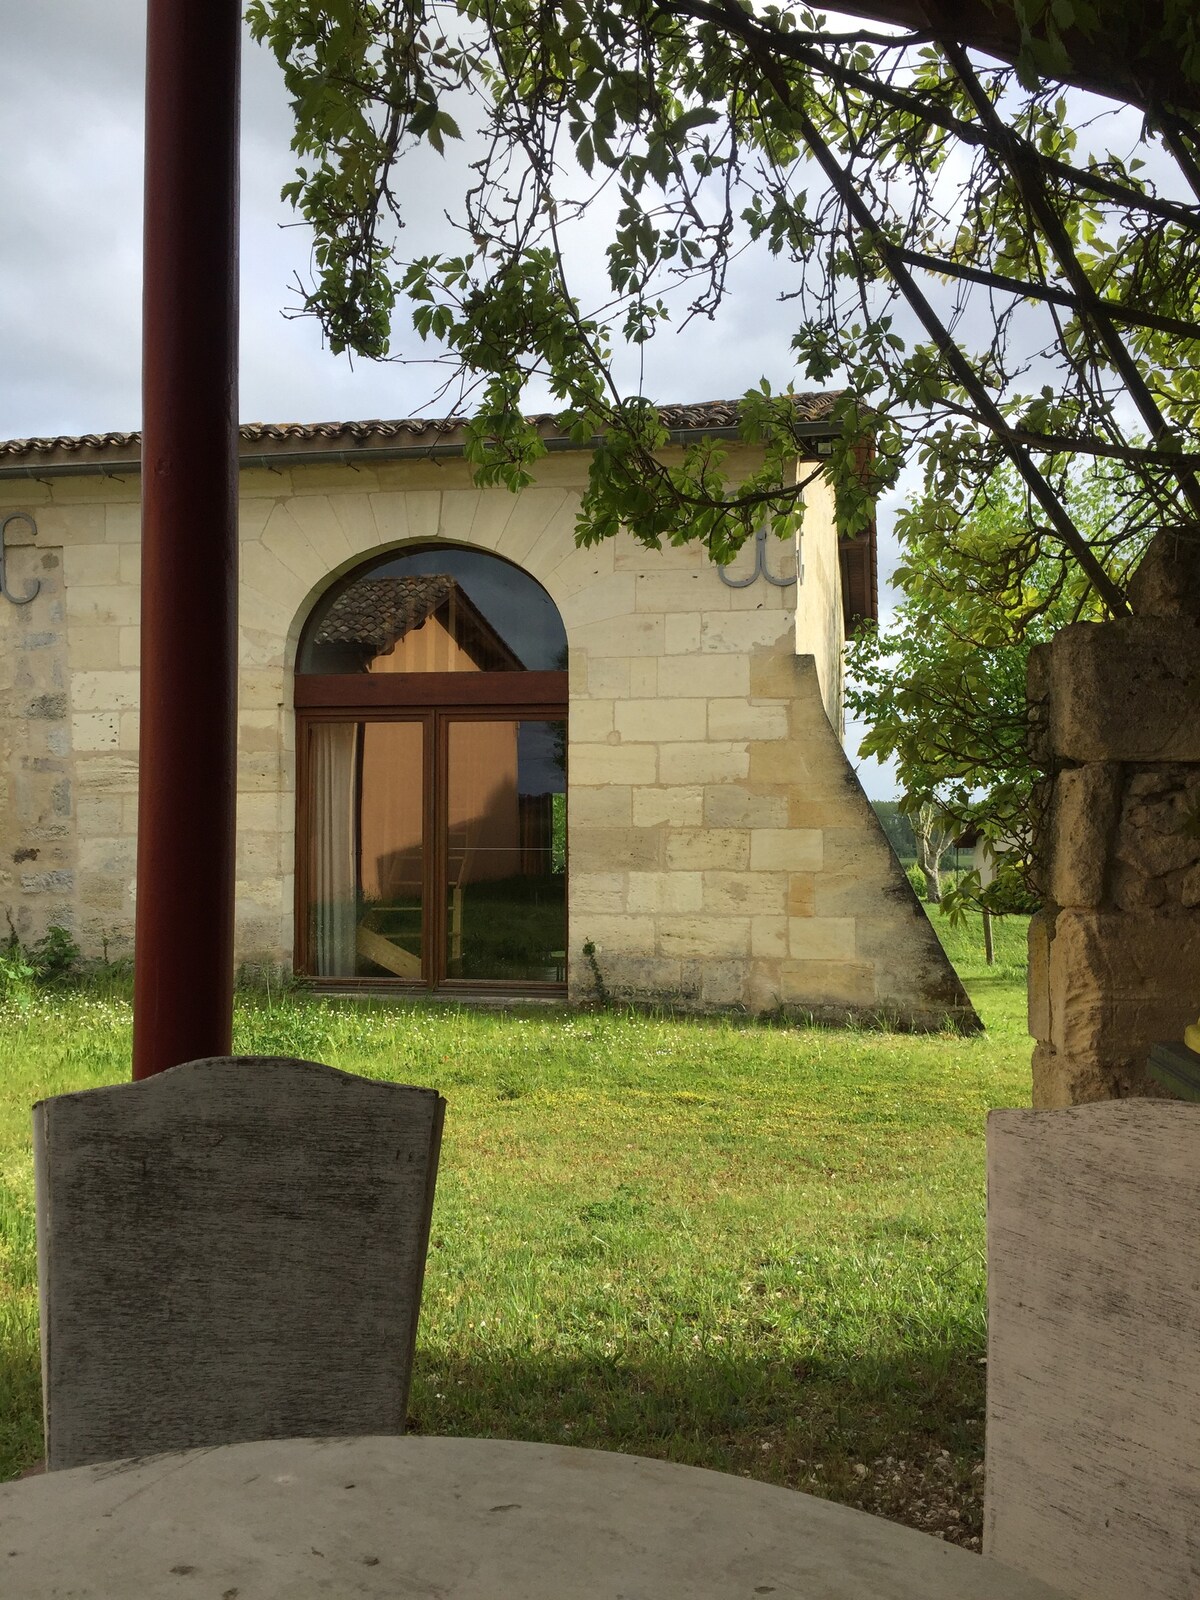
[0,7,835,428]
[7,7,1157,802]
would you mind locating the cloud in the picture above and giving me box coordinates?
[0,6,144,435]
[0,7,454,436]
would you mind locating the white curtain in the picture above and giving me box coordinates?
[311,722,359,976]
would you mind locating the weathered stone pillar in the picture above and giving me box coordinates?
[1027,532,1200,1105]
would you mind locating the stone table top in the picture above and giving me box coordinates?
[0,1435,1070,1599]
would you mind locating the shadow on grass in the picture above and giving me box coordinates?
[407,1343,987,1542]
[1,1339,986,1543]
[408,1340,983,1453]
[0,1336,42,1482]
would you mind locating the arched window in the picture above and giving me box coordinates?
[295,546,568,991]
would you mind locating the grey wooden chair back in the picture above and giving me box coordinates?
[985,1102,1200,1600]
[33,1055,445,1471]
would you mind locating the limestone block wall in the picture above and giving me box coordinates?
[566,624,973,1026]
[792,475,845,731]
[0,509,73,947]
[0,447,973,1026]
[1028,591,1200,1103]
[0,483,148,959]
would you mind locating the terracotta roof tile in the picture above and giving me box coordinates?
[309,574,524,670]
[0,395,841,464]
[313,575,458,655]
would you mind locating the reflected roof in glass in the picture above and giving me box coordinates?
[298,546,567,674]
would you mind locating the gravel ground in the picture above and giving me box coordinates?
[850,1448,985,1551]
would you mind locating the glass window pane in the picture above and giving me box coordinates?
[297,547,567,674]
[357,721,425,978]
[308,722,359,978]
[446,719,567,982]
[307,720,424,979]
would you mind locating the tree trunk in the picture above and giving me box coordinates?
[913,802,951,903]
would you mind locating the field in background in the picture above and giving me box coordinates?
[0,911,1031,1546]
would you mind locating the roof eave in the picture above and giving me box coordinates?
[0,403,846,481]
[0,425,841,481]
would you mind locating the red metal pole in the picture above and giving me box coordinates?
[133,1,241,1079]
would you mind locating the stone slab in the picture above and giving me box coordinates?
[1030,1039,1156,1107]
[1026,912,1052,1043]
[0,1435,1068,1599]
[1048,763,1120,909]
[1046,908,1200,1064]
[34,1056,444,1470]
[1047,618,1200,763]
[986,1103,1200,1600]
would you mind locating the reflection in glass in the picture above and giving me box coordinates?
[307,720,424,979]
[446,720,567,982]
[309,722,359,976]
[297,546,567,675]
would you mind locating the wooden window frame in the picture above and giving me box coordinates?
[295,671,568,709]
[295,685,569,993]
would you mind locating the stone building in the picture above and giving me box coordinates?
[0,399,974,1027]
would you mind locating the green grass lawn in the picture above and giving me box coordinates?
[0,910,1031,1546]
